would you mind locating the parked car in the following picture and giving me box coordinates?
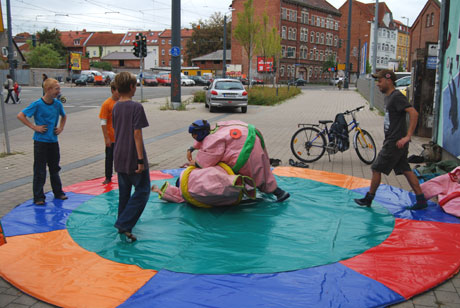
[395,76,411,97]
[204,78,248,113]
[75,74,90,86]
[288,78,307,86]
[93,71,105,85]
[67,73,81,83]
[329,77,344,86]
[190,76,210,86]
[251,78,264,85]
[157,74,171,86]
[143,74,159,86]
[102,71,116,85]
[181,77,195,86]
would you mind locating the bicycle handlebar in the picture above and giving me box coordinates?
[343,106,365,115]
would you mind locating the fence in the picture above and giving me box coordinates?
[356,77,385,112]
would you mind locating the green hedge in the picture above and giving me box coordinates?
[192,86,300,106]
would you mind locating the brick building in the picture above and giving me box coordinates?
[191,50,231,73]
[60,30,93,55]
[393,19,410,70]
[338,1,398,74]
[158,29,193,68]
[231,0,341,83]
[409,0,440,69]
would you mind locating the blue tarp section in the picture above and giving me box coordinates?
[119,263,404,308]
[1,192,95,237]
[161,168,185,178]
[353,184,460,224]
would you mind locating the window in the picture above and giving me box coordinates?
[377,43,381,51]
[320,51,324,61]
[426,14,430,27]
[315,49,319,60]
[73,39,80,45]
[281,8,287,20]
[282,26,287,39]
[282,45,286,57]
[321,18,325,28]
[321,33,324,44]
[310,49,314,60]
[168,39,171,44]
[311,15,315,25]
[309,66,313,77]
[287,65,291,77]
[291,11,297,22]
[334,36,338,47]
[431,13,434,26]
[316,17,320,27]
[335,21,338,30]
[162,60,165,65]
[288,28,292,40]
[93,50,96,56]
[280,65,285,77]
[316,32,320,44]
[162,49,165,55]
[162,39,165,44]
[311,31,315,43]
[292,29,297,40]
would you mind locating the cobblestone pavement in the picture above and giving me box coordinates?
[0,88,459,307]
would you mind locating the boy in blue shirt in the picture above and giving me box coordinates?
[17,78,67,205]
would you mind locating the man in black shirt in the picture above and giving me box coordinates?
[355,70,427,210]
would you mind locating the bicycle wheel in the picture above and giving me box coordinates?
[354,129,377,164]
[290,127,326,163]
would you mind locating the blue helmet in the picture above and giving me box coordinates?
[188,119,210,141]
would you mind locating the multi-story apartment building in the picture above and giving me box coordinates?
[394,20,410,70]
[338,1,397,74]
[231,0,341,83]
[85,32,125,60]
[158,29,193,68]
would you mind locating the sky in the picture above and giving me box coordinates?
[2,0,427,35]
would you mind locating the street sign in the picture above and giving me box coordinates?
[170,46,181,57]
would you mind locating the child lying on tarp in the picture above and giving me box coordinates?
[421,166,460,217]
[186,119,290,202]
[152,163,256,208]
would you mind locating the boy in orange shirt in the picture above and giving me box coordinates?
[99,81,120,184]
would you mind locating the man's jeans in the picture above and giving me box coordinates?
[33,141,64,202]
[115,169,150,233]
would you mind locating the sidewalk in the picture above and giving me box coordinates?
[1,89,459,308]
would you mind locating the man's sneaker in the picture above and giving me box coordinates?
[354,192,374,207]
[405,202,428,210]
[273,187,290,202]
[55,194,68,200]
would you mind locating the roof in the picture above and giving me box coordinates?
[101,51,141,60]
[159,29,193,38]
[60,30,93,47]
[192,50,231,62]
[85,32,125,46]
[120,31,161,46]
[287,0,341,16]
[411,0,441,30]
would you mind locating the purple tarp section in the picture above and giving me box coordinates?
[353,185,460,224]
[161,168,185,178]
[1,192,95,237]
[118,263,404,308]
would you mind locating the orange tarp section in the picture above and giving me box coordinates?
[273,167,371,190]
[0,230,156,308]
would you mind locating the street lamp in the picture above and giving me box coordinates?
[401,16,410,70]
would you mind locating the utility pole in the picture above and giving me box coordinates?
[357,38,361,79]
[223,15,227,77]
[6,0,15,81]
[344,0,352,88]
[171,0,181,109]
[369,0,379,109]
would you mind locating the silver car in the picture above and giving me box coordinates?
[205,78,248,113]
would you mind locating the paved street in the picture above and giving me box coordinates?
[0,87,459,307]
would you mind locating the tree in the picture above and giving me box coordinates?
[185,12,231,66]
[233,0,259,85]
[26,44,64,68]
[397,60,404,72]
[255,8,281,86]
[36,28,67,58]
[322,54,337,72]
[366,60,372,74]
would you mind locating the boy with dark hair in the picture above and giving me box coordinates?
[99,81,120,184]
[112,72,150,242]
[17,78,67,205]
[355,69,427,210]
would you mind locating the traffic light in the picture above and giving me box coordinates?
[132,40,140,57]
[141,35,147,57]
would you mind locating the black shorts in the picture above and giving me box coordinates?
[371,142,411,175]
